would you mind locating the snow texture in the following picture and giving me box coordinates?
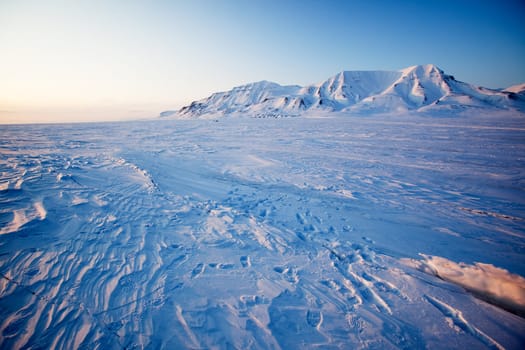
[1,110,525,349]
[164,65,525,119]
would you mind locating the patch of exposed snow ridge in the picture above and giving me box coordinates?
[504,83,525,95]
[403,254,525,318]
[163,64,525,119]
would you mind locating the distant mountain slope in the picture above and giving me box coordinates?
[164,64,525,118]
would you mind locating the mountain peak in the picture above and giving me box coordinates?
[403,63,442,73]
[168,65,525,119]
[232,80,281,90]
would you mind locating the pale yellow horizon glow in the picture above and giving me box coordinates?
[0,105,165,124]
[0,1,237,124]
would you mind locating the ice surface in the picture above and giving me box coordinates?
[1,111,524,349]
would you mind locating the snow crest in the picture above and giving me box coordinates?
[0,201,47,235]
[403,254,525,317]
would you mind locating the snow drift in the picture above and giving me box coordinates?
[402,254,525,317]
[504,83,525,95]
[164,64,525,119]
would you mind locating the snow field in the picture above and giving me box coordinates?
[0,112,524,349]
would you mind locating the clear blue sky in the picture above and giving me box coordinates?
[1,0,524,123]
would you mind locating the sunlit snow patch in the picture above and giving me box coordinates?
[402,254,525,317]
[0,201,47,235]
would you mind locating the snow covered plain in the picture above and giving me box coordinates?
[1,111,525,349]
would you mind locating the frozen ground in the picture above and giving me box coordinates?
[1,112,524,349]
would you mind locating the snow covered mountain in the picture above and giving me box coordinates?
[164,64,524,119]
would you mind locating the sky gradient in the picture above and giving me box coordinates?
[1,0,524,123]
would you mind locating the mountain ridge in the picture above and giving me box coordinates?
[163,64,525,119]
